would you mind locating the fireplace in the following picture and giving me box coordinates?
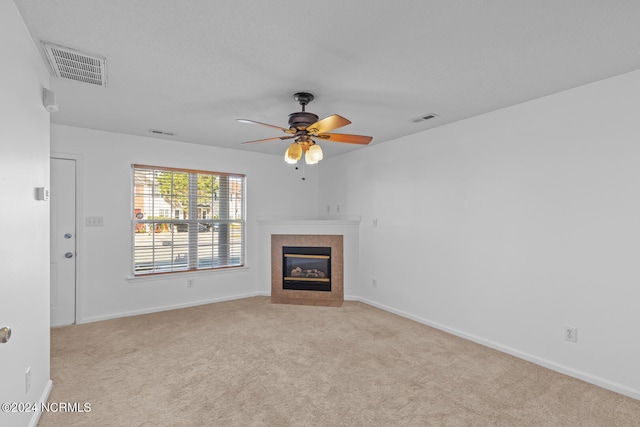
[271,234,344,306]
[283,246,331,292]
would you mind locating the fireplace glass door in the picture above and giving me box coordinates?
[282,246,331,291]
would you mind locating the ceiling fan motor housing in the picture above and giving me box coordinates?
[288,112,319,131]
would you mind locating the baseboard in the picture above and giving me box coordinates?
[357,297,640,401]
[78,292,263,324]
[29,379,52,427]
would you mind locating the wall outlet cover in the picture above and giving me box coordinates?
[565,327,578,343]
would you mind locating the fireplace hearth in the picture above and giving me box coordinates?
[283,246,331,292]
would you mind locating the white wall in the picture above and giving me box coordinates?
[51,124,318,322]
[0,2,52,426]
[318,70,640,399]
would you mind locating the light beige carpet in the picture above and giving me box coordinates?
[40,297,640,426]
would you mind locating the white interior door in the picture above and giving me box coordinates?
[50,158,76,327]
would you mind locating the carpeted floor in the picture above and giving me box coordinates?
[40,297,640,426]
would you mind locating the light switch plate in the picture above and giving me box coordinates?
[36,187,49,201]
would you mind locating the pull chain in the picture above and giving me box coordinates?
[294,161,306,180]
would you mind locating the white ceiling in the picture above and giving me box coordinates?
[14,0,640,158]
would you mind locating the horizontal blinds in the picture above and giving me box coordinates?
[132,165,245,275]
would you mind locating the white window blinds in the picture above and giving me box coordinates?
[132,165,245,275]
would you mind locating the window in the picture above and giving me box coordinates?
[132,165,245,275]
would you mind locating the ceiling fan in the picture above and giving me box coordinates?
[238,92,372,165]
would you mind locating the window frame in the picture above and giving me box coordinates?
[131,164,246,276]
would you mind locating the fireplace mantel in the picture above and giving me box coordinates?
[256,216,361,226]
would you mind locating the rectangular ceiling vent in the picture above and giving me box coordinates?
[410,113,438,123]
[42,42,107,87]
[149,129,176,137]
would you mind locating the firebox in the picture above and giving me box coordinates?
[282,246,331,292]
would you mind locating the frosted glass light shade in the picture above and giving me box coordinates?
[285,143,302,163]
[284,149,298,164]
[305,152,317,165]
[306,144,323,163]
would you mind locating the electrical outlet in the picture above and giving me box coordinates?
[336,204,340,213]
[565,327,577,343]
[187,279,194,288]
[372,218,378,227]
[372,278,377,288]
[25,367,31,393]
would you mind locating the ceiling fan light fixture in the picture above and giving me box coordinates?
[305,152,318,165]
[284,149,298,164]
[307,144,323,163]
[285,142,302,163]
[240,92,372,168]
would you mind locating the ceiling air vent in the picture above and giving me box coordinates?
[410,113,438,123]
[42,42,107,87]
[149,129,176,137]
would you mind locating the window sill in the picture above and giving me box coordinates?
[126,265,251,283]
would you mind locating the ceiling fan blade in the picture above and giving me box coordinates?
[306,114,351,134]
[315,133,372,145]
[237,119,294,134]
[240,135,295,144]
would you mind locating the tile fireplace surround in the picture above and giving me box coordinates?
[271,234,343,306]
[258,217,360,307]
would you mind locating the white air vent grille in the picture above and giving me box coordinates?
[42,42,107,87]
[410,113,438,123]
[149,129,176,137]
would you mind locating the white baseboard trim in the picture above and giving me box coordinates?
[29,379,52,427]
[357,297,640,401]
[78,292,263,324]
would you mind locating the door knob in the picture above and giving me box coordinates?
[0,326,11,343]
[65,252,74,259]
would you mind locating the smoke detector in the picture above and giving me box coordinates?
[42,42,107,87]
